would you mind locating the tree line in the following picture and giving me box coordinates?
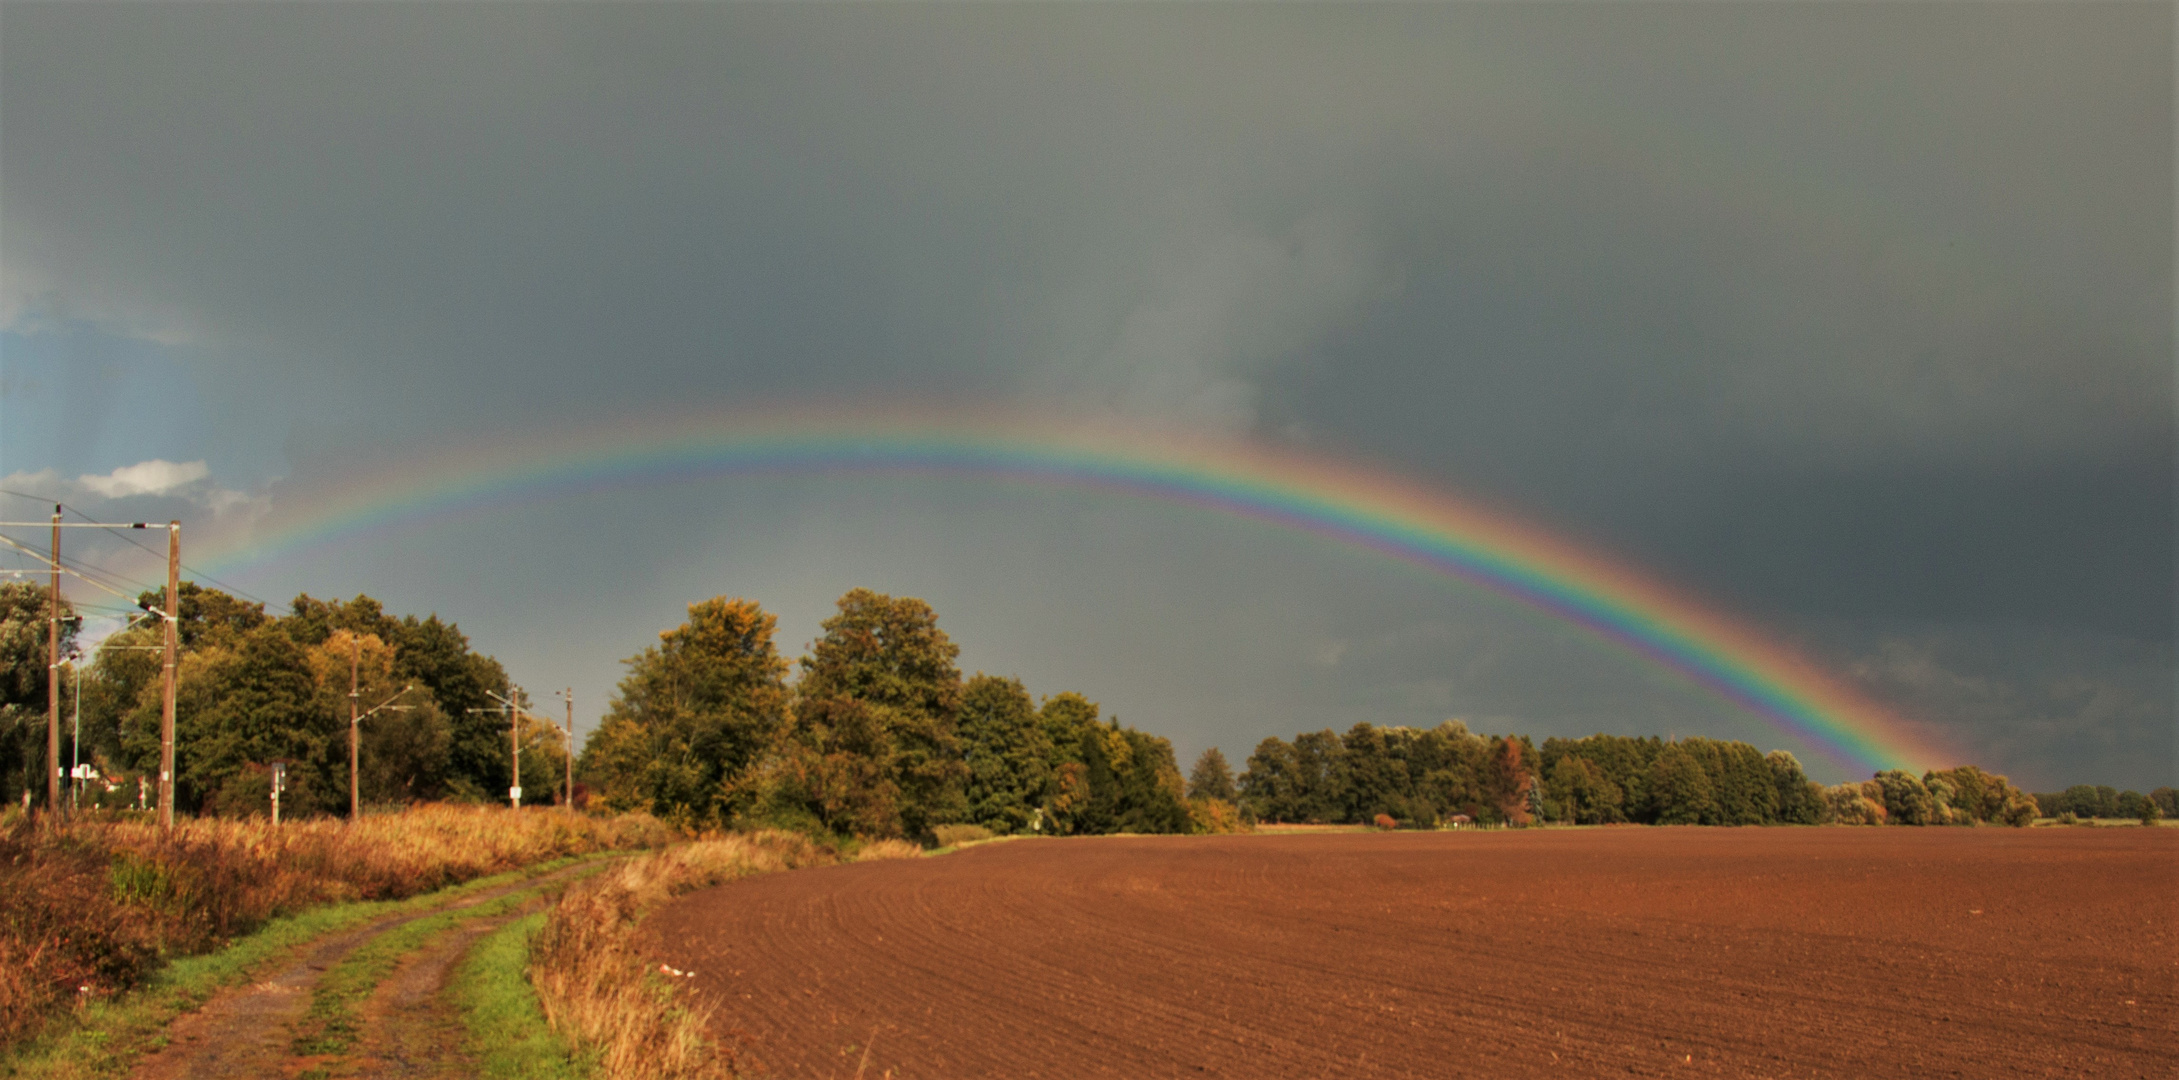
[6,578,2162,834]
[0,581,563,816]
[577,589,1212,838]
[1220,726,2050,828]
[2032,784,2174,824]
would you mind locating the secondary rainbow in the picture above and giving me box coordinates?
[200,408,1944,776]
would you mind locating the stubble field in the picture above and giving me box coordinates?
[643,828,2174,1079]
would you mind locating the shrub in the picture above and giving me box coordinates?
[1187,797,1248,835]
[1820,783,1886,825]
[929,823,993,848]
[1372,813,1398,830]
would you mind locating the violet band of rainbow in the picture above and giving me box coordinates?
[198,410,1946,777]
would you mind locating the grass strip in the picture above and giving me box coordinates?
[288,861,610,1058]
[449,913,590,1080]
[2,854,609,1080]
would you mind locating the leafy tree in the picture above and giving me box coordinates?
[1487,736,1536,825]
[1646,744,1717,825]
[1338,723,1414,823]
[2114,789,2149,822]
[1237,736,1302,823]
[302,631,439,809]
[581,597,789,827]
[1038,692,1103,835]
[1187,746,1236,802]
[1767,751,1824,825]
[1871,770,1939,825]
[1821,782,1886,825]
[286,594,511,801]
[1108,724,1190,834]
[1545,756,1625,824]
[2151,787,2178,819]
[137,581,266,650]
[789,589,966,838]
[0,583,77,808]
[120,623,335,816]
[957,674,1051,833]
[1290,729,1347,823]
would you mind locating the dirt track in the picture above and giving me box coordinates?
[644,828,2175,1079]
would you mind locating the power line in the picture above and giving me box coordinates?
[0,529,162,598]
[0,532,154,606]
[57,502,275,608]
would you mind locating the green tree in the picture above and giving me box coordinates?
[957,674,1051,833]
[1871,770,1939,825]
[1109,724,1190,834]
[1237,736,1301,823]
[1767,751,1823,824]
[581,597,789,828]
[286,594,510,801]
[790,589,966,838]
[0,583,78,808]
[1646,744,1717,825]
[1037,692,1103,835]
[1545,756,1625,824]
[1187,746,1236,802]
[120,623,335,816]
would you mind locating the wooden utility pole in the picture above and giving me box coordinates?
[349,637,361,821]
[158,522,179,829]
[508,681,521,810]
[46,506,60,815]
[563,688,574,813]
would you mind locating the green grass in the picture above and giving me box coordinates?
[449,913,591,1080]
[2,854,609,1080]
[288,860,613,1057]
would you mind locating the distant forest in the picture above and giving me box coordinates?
[3,580,2170,834]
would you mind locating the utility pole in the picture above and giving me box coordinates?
[349,638,361,821]
[508,680,521,810]
[69,649,82,811]
[159,521,179,829]
[46,505,60,816]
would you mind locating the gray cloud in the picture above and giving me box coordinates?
[2,3,2168,786]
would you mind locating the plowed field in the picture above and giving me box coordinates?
[643,828,2174,1079]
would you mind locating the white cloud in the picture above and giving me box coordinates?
[77,459,210,498]
[0,469,63,498]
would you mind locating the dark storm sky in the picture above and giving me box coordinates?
[2,2,2170,788]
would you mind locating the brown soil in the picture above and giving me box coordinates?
[642,828,2176,1080]
[130,863,589,1080]
[338,906,532,1080]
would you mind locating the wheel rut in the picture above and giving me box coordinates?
[127,861,593,1080]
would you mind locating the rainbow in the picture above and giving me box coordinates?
[202,407,1944,775]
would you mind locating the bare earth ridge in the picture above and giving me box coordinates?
[643,828,2175,1080]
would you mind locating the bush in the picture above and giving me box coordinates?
[929,823,993,848]
[1820,783,1885,825]
[1372,813,1398,830]
[1186,798,1248,835]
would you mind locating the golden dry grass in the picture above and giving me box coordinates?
[847,838,924,862]
[0,805,671,1047]
[528,832,834,1080]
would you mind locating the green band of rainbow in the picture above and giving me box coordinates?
[201,409,1942,776]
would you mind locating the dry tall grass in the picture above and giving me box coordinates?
[529,832,835,1080]
[0,805,670,1046]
